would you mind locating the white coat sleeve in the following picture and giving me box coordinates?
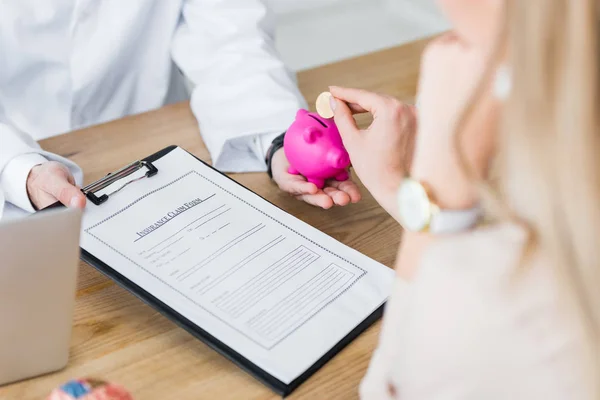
[171,0,307,173]
[0,123,83,219]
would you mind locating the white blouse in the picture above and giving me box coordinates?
[360,224,591,400]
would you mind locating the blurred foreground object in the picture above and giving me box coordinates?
[47,378,133,400]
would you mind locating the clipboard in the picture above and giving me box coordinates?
[61,146,385,397]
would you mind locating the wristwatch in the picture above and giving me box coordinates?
[397,178,481,234]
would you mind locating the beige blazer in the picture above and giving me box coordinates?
[360,224,590,399]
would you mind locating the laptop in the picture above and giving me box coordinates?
[0,207,82,386]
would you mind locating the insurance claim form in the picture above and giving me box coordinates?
[80,147,393,386]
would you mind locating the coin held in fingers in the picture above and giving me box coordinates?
[315,91,334,119]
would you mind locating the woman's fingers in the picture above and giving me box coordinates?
[331,98,360,153]
[330,86,411,121]
[346,103,369,114]
[329,86,389,114]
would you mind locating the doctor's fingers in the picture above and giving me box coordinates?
[40,163,86,208]
[277,177,319,196]
[294,192,334,209]
[326,180,361,204]
[322,187,351,206]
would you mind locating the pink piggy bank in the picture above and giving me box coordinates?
[284,109,350,189]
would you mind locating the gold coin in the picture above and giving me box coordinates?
[315,91,334,119]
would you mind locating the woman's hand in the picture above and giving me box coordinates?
[270,148,361,209]
[329,86,417,220]
[26,161,87,210]
[411,32,498,209]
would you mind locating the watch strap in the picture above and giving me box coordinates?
[265,132,286,179]
[429,206,482,234]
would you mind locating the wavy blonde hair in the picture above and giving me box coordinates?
[456,0,600,395]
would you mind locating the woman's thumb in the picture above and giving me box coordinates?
[332,97,359,152]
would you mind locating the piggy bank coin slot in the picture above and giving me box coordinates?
[308,114,328,128]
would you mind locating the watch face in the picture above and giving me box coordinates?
[397,179,431,231]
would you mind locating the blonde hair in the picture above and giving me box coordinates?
[457,0,600,396]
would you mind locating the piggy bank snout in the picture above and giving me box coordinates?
[327,148,350,169]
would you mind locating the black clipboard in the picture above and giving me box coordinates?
[59,145,385,397]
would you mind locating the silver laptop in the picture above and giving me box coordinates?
[0,207,81,386]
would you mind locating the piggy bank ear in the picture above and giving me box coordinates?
[303,127,321,143]
[296,109,309,119]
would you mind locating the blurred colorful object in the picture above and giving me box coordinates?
[47,378,133,400]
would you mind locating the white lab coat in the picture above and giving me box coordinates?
[0,0,306,220]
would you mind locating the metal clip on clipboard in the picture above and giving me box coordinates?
[82,160,158,206]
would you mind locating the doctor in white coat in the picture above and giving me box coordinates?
[0,0,361,220]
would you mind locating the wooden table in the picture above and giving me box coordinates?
[1,38,428,400]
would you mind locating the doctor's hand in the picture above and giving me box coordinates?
[26,161,87,210]
[329,86,417,219]
[270,148,361,209]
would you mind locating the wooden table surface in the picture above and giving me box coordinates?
[0,38,428,400]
